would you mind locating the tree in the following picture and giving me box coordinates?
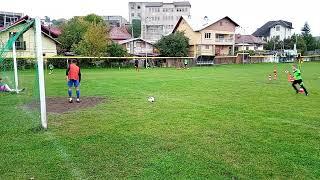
[51,18,66,27]
[265,37,282,50]
[300,22,317,51]
[131,19,141,38]
[301,22,311,36]
[83,14,106,26]
[58,17,90,51]
[58,14,108,52]
[106,43,128,57]
[155,32,189,57]
[127,19,141,38]
[72,23,109,57]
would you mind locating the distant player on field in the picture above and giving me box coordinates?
[291,64,308,96]
[184,59,188,69]
[0,77,24,93]
[66,59,81,103]
[48,63,54,74]
[134,59,139,72]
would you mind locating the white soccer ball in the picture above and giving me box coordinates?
[148,96,155,102]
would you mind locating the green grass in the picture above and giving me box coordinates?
[1,63,320,179]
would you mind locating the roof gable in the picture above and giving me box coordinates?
[173,16,239,33]
[0,15,61,44]
[235,34,266,44]
[118,38,154,45]
[109,26,131,40]
[252,20,293,37]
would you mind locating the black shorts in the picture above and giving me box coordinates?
[293,79,303,85]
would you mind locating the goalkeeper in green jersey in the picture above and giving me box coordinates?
[291,65,309,96]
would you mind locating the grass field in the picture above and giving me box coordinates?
[1,62,320,179]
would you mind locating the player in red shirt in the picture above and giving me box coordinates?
[66,59,81,103]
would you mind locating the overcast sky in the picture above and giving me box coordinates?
[2,0,319,35]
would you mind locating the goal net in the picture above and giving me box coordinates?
[0,17,47,129]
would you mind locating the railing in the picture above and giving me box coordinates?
[215,38,234,43]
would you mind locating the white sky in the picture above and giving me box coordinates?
[1,0,319,35]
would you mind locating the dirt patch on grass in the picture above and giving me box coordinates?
[24,97,106,114]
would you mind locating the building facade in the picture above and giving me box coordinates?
[0,11,23,28]
[118,38,157,56]
[103,16,128,27]
[0,16,60,58]
[128,1,191,42]
[252,20,293,41]
[235,34,266,51]
[173,16,239,60]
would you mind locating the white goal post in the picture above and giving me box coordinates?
[35,17,47,129]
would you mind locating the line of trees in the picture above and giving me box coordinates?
[265,22,320,55]
[58,14,127,57]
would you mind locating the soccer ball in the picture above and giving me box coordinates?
[148,96,155,102]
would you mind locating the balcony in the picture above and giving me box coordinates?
[215,38,234,43]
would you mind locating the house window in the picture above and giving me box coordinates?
[9,32,25,50]
[220,22,223,26]
[276,26,280,31]
[137,6,141,9]
[131,6,134,9]
[205,33,211,39]
[205,45,210,49]
[138,13,141,18]
[131,13,134,17]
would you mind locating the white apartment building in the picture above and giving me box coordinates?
[129,1,191,43]
[0,11,23,27]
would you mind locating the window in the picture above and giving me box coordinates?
[216,34,224,39]
[138,13,141,18]
[9,32,25,50]
[131,13,134,17]
[205,33,211,39]
[205,45,210,49]
[220,22,223,26]
[131,6,134,9]
[276,26,280,31]
[137,6,141,9]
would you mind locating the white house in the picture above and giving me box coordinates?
[118,38,158,56]
[235,34,266,51]
[252,20,293,41]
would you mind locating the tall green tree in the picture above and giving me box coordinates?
[58,14,108,52]
[83,14,106,25]
[301,22,317,51]
[131,19,141,38]
[58,17,90,51]
[155,32,189,57]
[72,23,109,57]
[301,22,311,36]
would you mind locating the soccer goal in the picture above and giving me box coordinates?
[0,17,47,129]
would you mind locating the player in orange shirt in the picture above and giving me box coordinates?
[66,59,81,103]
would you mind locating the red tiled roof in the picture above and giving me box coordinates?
[109,26,131,41]
[235,34,266,44]
[0,15,61,38]
[41,26,61,38]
